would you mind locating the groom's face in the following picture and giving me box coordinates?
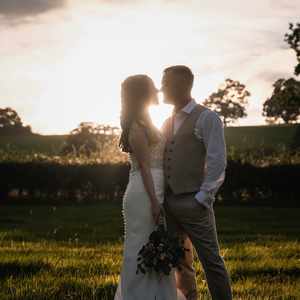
[161,72,179,105]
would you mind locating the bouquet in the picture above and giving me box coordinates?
[136,210,189,277]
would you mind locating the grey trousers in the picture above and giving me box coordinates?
[163,190,232,300]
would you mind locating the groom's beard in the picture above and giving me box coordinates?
[162,96,174,105]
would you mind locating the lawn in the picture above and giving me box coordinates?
[0,203,299,300]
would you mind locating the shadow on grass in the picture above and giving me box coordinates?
[18,281,118,300]
[231,266,300,281]
[0,261,52,279]
[0,218,25,225]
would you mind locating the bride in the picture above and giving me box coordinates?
[114,74,186,300]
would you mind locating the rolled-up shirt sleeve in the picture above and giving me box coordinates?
[194,110,227,208]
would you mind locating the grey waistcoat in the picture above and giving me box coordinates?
[163,104,208,194]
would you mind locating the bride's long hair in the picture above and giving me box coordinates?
[119,74,160,153]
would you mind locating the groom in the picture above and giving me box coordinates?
[161,65,232,300]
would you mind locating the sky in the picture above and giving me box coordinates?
[0,0,299,134]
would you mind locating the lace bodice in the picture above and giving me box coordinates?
[129,131,166,173]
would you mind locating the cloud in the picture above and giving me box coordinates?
[0,0,66,18]
[270,0,300,12]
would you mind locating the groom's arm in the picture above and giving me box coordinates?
[194,110,227,209]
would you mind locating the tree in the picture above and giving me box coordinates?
[61,122,121,159]
[0,107,32,135]
[262,78,300,124]
[203,79,250,126]
[285,22,300,76]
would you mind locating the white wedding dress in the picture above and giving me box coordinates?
[114,128,186,300]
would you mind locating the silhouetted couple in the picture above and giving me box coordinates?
[114,65,232,300]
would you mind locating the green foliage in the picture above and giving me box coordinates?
[203,79,251,126]
[262,78,300,124]
[0,162,130,204]
[61,122,122,159]
[0,204,299,299]
[0,134,127,163]
[227,145,300,166]
[1,159,300,206]
[1,124,300,206]
[285,22,300,76]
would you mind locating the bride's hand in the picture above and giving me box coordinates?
[151,201,161,224]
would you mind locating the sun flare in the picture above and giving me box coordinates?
[41,11,186,133]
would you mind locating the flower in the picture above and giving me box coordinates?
[136,224,189,277]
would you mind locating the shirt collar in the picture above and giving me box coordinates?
[173,98,197,115]
[182,98,197,114]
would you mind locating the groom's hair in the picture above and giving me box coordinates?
[163,65,194,89]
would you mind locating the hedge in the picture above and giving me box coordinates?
[0,161,299,206]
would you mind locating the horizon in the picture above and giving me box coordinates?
[1,0,299,134]
[29,121,298,137]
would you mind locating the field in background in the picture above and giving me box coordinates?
[0,204,299,299]
[224,123,299,150]
[1,124,299,155]
[0,135,67,155]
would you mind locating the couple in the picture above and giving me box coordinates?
[114,65,232,300]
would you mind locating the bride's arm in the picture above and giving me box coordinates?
[129,123,161,224]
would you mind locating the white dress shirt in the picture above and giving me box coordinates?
[163,99,227,209]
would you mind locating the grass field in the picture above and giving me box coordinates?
[0,135,67,155]
[0,123,299,155]
[0,203,299,300]
[224,123,299,151]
